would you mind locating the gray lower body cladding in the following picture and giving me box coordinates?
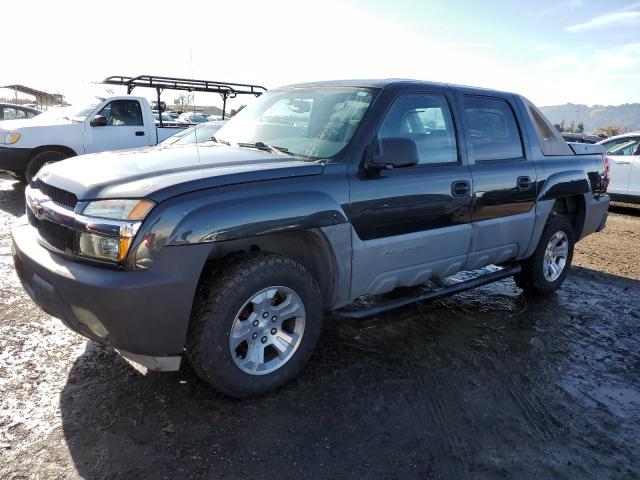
[579,193,609,238]
[12,219,210,360]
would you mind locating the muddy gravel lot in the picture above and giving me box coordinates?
[1,174,639,479]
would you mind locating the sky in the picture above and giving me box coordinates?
[2,0,639,110]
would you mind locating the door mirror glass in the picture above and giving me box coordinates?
[90,115,108,127]
[368,137,419,169]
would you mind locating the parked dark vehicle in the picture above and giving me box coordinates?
[561,132,601,144]
[0,103,41,121]
[12,79,610,397]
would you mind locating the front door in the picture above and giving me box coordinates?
[456,94,537,269]
[84,99,150,154]
[349,90,473,298]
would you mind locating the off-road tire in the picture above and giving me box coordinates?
[515,213,574,294]
[25,150,70,184]
[186,252,324,398]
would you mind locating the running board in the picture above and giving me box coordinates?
[334,264,521,320]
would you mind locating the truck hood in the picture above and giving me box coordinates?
[36,142,324,201]
[0,116,74,131]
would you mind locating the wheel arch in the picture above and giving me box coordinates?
[522,193,588,259]
[554,194,587,240]
[196,228,342,311]
[29,145,77,160]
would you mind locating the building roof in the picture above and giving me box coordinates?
[1,85,66,106]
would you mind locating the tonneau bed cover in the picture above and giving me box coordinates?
[568,143,604,155]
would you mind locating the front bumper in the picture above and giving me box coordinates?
[12,218,211,370]
[0,146,32,178]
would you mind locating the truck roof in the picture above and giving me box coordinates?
[279,78,516,97]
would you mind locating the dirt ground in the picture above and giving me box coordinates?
[1,174,639,479]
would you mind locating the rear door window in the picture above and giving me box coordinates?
[463,96,524,161]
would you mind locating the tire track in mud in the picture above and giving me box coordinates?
[399,345,473,475]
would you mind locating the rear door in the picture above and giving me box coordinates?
[84,99,151,154]
[349,89,473,297]
[601,136,640,201]
[456,94,537,269]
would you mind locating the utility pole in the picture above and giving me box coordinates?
[190,47,196,113]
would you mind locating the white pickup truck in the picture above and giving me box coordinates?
[0,96,185,182]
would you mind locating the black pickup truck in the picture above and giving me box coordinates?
[12,79,610,397]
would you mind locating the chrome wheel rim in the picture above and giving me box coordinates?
[229,286,306,375]
[543,231,568,282]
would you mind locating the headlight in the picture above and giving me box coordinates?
[82,199,155,220]
[2,132,21,144]
[76,222,141,263]
[77,233,121,261]
[77,199,155,263]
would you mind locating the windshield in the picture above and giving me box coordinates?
[215,87,376,159]
[68,103,99,121]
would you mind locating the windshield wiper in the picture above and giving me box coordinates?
[237,141,289,155]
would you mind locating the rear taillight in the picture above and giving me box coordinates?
[602,153,610,191]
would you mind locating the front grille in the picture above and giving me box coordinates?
[31,179,78,208]
[27,209,72,252]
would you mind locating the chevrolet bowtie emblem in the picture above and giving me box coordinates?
[30,199,45,220]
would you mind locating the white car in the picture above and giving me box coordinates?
[598,133,640,204]
[0,96,186,182]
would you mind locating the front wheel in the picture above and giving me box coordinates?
[186,253,324,398]
[515,213,574,294]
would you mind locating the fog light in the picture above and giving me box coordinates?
[78,233,119,261]
[71,305,108,338]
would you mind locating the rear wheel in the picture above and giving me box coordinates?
[515,213,574,294]
[186,253,323,398]
[25,150,70,184]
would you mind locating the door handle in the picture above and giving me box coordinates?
[451,180,471,197]
[613,160,631,164]
[517,176,532,190]
[135,131,145,136]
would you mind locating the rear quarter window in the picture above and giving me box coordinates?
[521,97,573,156]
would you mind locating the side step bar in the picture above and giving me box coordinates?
[334,263,521,320]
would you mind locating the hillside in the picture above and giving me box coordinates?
[539,103,640,134]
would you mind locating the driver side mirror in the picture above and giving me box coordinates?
[90,115,108,127]
[365,137,419,170]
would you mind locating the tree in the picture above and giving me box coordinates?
[553,123,563,132]
[559,120,566,132]
[175,94,193,111]
[567,121,575,133]
[597,124,624,137]
[575,122,584,133]
[229,104,246,117]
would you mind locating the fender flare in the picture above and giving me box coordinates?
[521,171,591,259]
[129,188,349,264]
[537,170,590,202]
